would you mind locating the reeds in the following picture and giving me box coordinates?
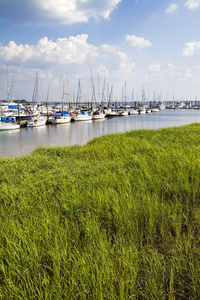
[1,124,200,299]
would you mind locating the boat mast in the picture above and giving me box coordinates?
[66,74,70,111]
[11,76,14,103]
[131,88,134,106]
[124,81,127,106]
[7,66,9,104]
[98,73,100,106]
[102,74,105,107]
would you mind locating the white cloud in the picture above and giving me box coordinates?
[0,0,122,25]
[165,4,178,14]
[185,0,200,9]
[148,64,160,72]
[116,51,135,73]
[0,35,138,100]
[97,44,136,79]
[125,35,152,48]
[0,35,98,66]
[182,41,200,57]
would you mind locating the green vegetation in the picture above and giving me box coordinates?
[1,124,200,299]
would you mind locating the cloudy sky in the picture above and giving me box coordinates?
[0,0,200,102]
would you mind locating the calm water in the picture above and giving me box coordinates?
[1,109,200,158]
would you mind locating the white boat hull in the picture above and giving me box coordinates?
[158,105,165,110]
[139,109,146,114]
[92,113,105,120]
[28,117,47,127]
[51,116,71,124]
[0,123,20,130]
[129,110,139,115]
[73,114,92,121]
[151,108,159,112]
[119,111,128,116]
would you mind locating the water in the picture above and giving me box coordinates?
[1,109,200,158]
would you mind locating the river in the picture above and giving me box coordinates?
[1,109,200,158]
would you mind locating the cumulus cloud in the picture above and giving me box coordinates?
[97,44,135,79]
[125,35,152,48]
[165,4,178,14]
[182,41,200,57]
[116,51,135,73]
[185,0,200,9]
[0,35,98,66]
[0,35,137,97]
[0,0,122,25]
[148,64,160,72]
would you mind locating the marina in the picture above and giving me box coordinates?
[0,108,200,158]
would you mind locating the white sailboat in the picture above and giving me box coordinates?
[91,73,105,120]
[118,109,128,116]
[51,114,71,124]
[73,79,92,121]
[0,68,20,130]
[28,71,47,127]
[28,116,47,127]
[129,109,139,115]
[0,118,20,130]
[151,107,159,112]
[92,110,105,120]
[158,104,165,110]
[119,81,129,116]
[73,110,92,121]
[51,77,71,124]
[105,107,118,117]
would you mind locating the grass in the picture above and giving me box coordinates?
[1,123,200,299]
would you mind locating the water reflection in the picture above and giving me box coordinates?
[1,109,200,158]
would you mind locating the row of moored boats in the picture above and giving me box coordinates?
[0,104,162,131]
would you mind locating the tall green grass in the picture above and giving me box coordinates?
[1,124,200,299]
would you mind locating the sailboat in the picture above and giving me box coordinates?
[0,114,20,130]
[92,73,105,120]
[0,121,20,130]
[0,67,20,131]
[27,71,47,127]
[51,76,71,124]
[118,82,129,116]
[73,79,92,121]
[73,109,92,121]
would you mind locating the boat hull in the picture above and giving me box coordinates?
[118,111,128,116]
[73,114,92,121]
[28,117,47,127]
[0,123,20,130]
[129,110,139,115]
[51,116,71,124]
[139,109,146,114]
[92,113,105,120]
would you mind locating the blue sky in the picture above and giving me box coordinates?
[0,0,200,102]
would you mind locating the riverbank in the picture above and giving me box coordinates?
[1,124,200,298]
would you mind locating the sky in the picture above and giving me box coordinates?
[0,0,200,103]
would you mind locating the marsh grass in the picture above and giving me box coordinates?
[1,124,200,299]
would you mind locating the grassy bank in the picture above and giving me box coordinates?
[1,124,200,299]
